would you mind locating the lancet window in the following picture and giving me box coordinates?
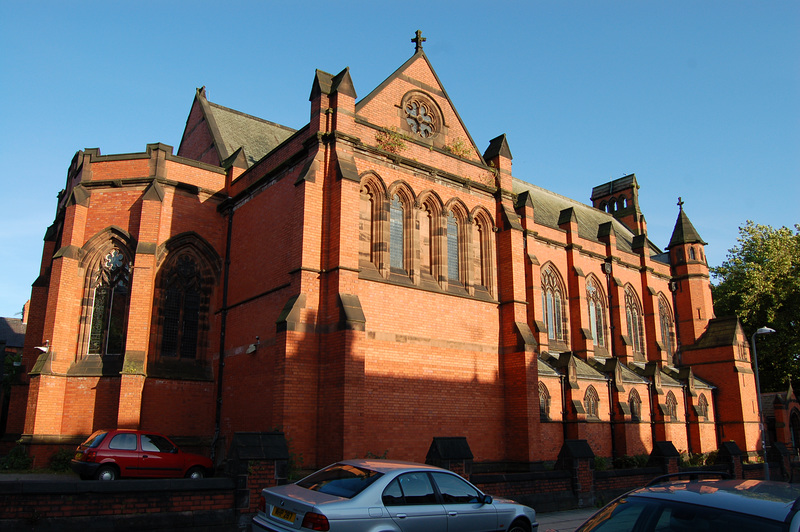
[541,265,566,342]
[586,276,606,348]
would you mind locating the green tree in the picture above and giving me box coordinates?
[711,221,800,391]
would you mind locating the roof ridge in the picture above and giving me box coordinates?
[207,101,296,133]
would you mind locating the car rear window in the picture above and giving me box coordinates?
[296,464,383,499]
[81,431,108,449]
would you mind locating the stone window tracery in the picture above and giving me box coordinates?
[541,265,566,342]
[586,276,606,348]
[161,254,202,359]
[585,386,600,419]
[404,98,437,138]
[666,391,678,421]
[629,389,642,421]
[659,295,675,362]
[625,286,645,357]
[88,248,131,356]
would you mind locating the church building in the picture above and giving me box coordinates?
[8,33,766,468]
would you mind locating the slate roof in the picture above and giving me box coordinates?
[205,101,296,168]
[0,318,25,348]
[683,316,740,350]
[589,356,650,385]
[667,205,707,249]
[512,178,663,258]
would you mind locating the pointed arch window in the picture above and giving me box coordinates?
[629,389,642,422]
[161,254,202,359]
[446,211,460,283]
[88,248,131,356]
[471,210,494,296]
[539,382,551,421]
[659,296,675,362]
[666,391,678,421]
[584,386,600,419]
[697,394,709,420]
[359,186,377,265]
[625,286,644,356]
[389,194,405,271]
[586,277,606,348]
[541,265,565,342]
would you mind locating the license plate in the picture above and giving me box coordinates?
[271,506,296,523]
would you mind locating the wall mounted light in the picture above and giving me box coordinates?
[246,336,260,355]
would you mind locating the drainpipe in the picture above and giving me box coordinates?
[560,373,568,442]
[608,376,617,460]
[211,206,234,462]
[683,383,693,454]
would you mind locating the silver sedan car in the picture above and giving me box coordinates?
[252,458,538,532]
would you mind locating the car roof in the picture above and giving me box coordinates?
[335,458,445,474]
[627,479,800,523]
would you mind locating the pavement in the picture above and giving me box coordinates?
[536,507,599,532]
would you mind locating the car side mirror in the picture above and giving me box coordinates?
[482,494,493,505]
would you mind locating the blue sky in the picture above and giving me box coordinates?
[1,1,797,318]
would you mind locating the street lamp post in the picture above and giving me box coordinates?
[751,326,776,480]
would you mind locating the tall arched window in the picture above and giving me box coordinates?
[539,382,551,421]
[625,286,644,356]
[447,211,460,283]
[629,389,642,421]
[697,394,709,420]
[584,386,600,419]
[471,208,495,296]
[88,248,131,356]
[586,276,606,348]
[541,265,566,342]
[389,194,405,271]
[659,295,675,361]
[666,391,678,421]
[152,236,221,364]
[161,254,202,358]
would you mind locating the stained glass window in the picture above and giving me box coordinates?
[88,248,130,356]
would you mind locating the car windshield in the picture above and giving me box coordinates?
[81,431,108,448]
[578,496,787,532]
[296,463,383,499]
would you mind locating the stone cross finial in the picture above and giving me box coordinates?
[677,197,684,210]
[412,30,426,52]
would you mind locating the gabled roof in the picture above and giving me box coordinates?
[205,100,295,167]
[0,317,26,348]
[179,87,296,169]
[512,178,663,257]
[355,47,484,163]
[667,203,707,249]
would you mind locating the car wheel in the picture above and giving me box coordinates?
[508,519,531,532]
[94,465,118,481]
[185,466,206,479]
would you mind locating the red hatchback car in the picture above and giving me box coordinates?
[70,429,213,480]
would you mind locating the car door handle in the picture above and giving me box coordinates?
[142,455,149,458]
[448,511,458,517]
[396,513,407,519]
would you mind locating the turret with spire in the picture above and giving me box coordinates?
[666,198,714,348]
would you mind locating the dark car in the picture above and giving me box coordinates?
[70,429,213,480]
[253,458,537,532]
[576,474,800,532]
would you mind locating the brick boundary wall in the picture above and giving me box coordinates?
[0,478,236,532]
